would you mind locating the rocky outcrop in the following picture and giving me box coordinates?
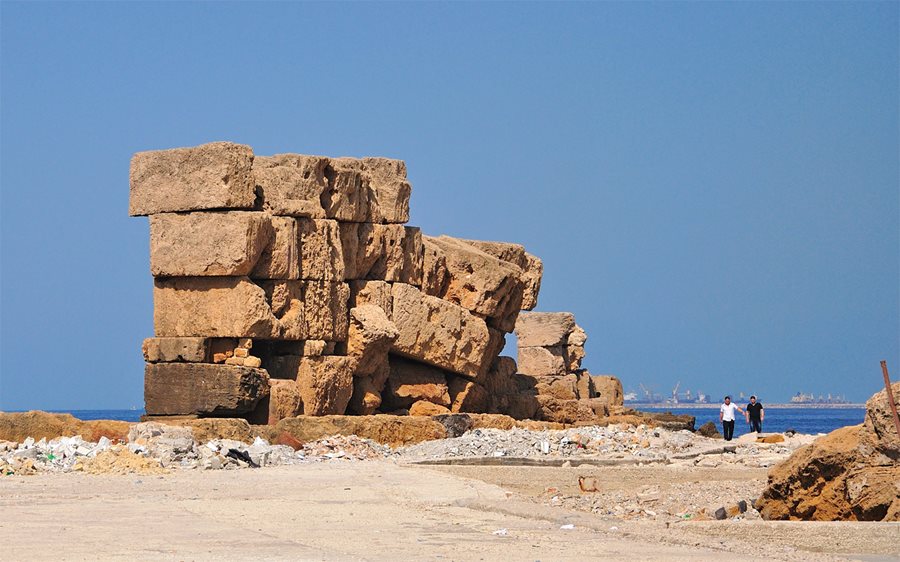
[755,382,900,521]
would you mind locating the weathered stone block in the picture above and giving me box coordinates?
[144,363,269,416]
[464,240,543,311]
[154,277,279,338]
[296,356,355,416]
[348,376,385,415]
[251,216,301,280]
[536,396,597,424]
[265,379,303,424]
[575,370,594,399]
[360,157,411,224]
[302,280,350,341]
[409,401,451,417]
[273,414,445,447]
[422,237,449,297]
[517,346,566,377]
[515,312,576,347]
[142,337,209,363]
[347,305,398,378]
[129,142,256,216]
[383,357,451,410]
[448,377,489,413]
[321,158,369,222]
[348,280,392,317]
[298,218,344,281]
[534,374,579,401]
[564,345,585,372]
[590,374,624,407]
[341,224,423,285]
[421,236,525,327]
[390,283,496,380]
[149,212,272,277]
[253,154,328,218]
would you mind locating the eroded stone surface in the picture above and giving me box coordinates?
[517,346,566,377]
[253,154,328,218]
[348,280,392,317]
[382,357,451,411]
[296,356,355,416]
[298,218,344,281]
[251,216,301,280]
[341,224,422,285]
[144,363,269,416]
[347,305,398,378]
[515,312,576,347]
[464,239,543,310]
[142,337,209,363]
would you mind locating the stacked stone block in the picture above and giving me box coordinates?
[513,312,624,423]
[132,142,548,424]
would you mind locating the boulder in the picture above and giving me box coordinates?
[129,142,256,216]
[348,375,385,416]
[253,154,328,218]
[447,377,489,413]
[340,224,423,285]
[144,363,270,417]
[463,240,543,310]
[359,157,411,224]
[298,218,345,281]
[534,374,579,401]
[390,283,496,380]
[347,305,398,378]
[421,235,525,330]
[514,312,576,347]
[590,375,624,407]
[864,381,900,455]
[536,396,597,424]
[263,379,303,424]
[0,411,131,443]
[296,356,355,416]
[153,277,279,338]
[274,414,446,447]
[696,421,723,438]
[517,346,566,377]
[348,280,392,317]
[142,337,209,363]
[409,401,451,417]
[149,212,272,277]
[251,216,301,279]
[564,345,586,372]
[383,357,451,410]
[574,371,595,399]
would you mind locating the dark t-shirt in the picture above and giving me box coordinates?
[746,402,763,420]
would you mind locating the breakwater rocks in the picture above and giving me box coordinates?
[130,142,623,425]
[755,382,900,521]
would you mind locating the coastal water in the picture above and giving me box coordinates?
[15,407,867,436]
[641,406,866,436]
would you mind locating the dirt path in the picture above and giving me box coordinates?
[1,461,897,561]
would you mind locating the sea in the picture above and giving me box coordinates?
[19,406,868,436]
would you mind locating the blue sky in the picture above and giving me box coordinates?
[1,2,897,409]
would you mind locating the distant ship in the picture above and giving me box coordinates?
[624,383,709,404]
[790,392,851,405]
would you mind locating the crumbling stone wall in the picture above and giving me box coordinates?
[131,141,582,424]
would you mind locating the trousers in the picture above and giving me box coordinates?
[722,420,735,440]
[749,419,762,433]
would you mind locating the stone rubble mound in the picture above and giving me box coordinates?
[131,141,623,426]
[754,382,900,521]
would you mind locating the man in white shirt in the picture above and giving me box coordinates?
[719,395,743,441]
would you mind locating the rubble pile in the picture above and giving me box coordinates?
[131,141,623,425]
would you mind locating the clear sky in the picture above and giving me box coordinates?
[1,2,897,409]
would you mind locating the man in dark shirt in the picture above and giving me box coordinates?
[745,395,764,433]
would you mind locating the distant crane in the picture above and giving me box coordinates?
[671,382,680,404]
[639,383,652,401]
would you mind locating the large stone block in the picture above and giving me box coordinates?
[421,236,525,328]
[142,337,209,363]
[298,218,345,281]
[273,415,446,447]
[251,216,301,280]
[590,375,624,407]
[321,158,369,222]
[265,379,303,424]
[390,283,496,380]
[259,280,308,340]
[149,212,272,277]
[517,346,566,377]
[422,237,450,297]
[347,305,398,378]
[340,224,423,285]
[464,240,543,310]
[534,374,579,401]
[348,376,385,416]
[348,280,392,317]
[253,154,328,218]
[360,157,411,224]
[448,377,489,413]
[144,363,269,416]
[515,312,576,347]
[302,280,350,341]
[383,357,451,410]
[296,356,355,416]
[129,142,256,216]
[154,277,279,338]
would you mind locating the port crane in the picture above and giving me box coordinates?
[671,382,680,404]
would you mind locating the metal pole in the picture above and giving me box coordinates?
[880,361,900,444]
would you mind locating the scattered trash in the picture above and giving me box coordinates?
[492,528,509,536]
[560,524,575,530]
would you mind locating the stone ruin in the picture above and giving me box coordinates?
[130,141,623,425]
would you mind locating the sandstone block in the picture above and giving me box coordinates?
[298,218,344,281]
[234,347,249,358]
[515,312,576,347]
[421,236,525,328]
[149,212,272,277]
[144,363,269,416]
[422,237,449,297]
[565,345,586,372]
[296,356,355,415]
[383,357,451,410]
[154,277,279,338]
[349,376,385,415]
[129,142,256,216]
[253,154,328,218]
[864,381,900,454]
[534,374,579,401]
[348,280,392,316]
[463,240,543,310]
[447,377,489,413]
[517,346,566,377]
[390,283,496,380]
[360,157,411,224]
[347,305,398,378]
[567,324,587,347]
[409,401,451,417]
[302,280,350,341]
[225,356,244,366]
[251,216,301,279]
[321,158,369,222]
[265,379,303,424]
[142,337,208,363]
[536,396,597,424]
[274,415,446,447]
[575,371,595,399]
[590,375,624,407]
[242,356,262,368]
[341,224,423,285]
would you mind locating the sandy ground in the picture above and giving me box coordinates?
[1,461,898,562]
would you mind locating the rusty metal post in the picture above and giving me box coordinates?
[880,361,900,443]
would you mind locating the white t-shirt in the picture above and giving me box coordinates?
[720,403,740,421]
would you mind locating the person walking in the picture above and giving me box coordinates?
[719,395,743,441]
[745,395,764,433]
